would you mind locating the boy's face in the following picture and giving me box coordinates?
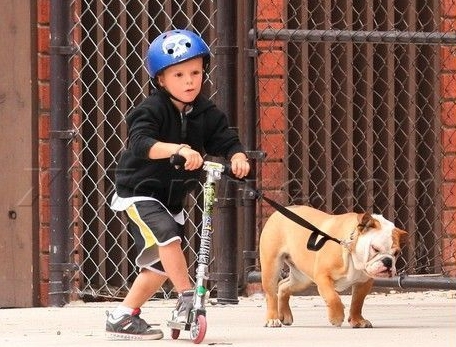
[158,57,204,109]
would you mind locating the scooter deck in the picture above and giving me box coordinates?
[167,320,190,331]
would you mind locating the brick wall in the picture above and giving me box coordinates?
[37,0,51,306]
[256,0,288,223]
[441,0,456,275]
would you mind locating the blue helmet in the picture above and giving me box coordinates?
[146,29,210,78]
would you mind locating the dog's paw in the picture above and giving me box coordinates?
[327,301,345,327]
[264,319,282,328]
[329,318,343,327]
[328,312,344,327]
[278,306,293,326]
[348,317,373,328]
[280,315,293,326]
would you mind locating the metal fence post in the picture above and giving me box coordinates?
[49,0,73,306]
[240,0,258,292]
[213,0,239,304]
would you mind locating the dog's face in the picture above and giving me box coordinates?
[351,213,407,278]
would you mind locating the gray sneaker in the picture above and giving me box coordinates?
[105,308,163,340]
[171,290,194,323]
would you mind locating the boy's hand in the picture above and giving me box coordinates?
[230,153,250,179]
[178,146,204,171]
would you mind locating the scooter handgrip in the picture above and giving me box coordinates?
[170,154,186,168]
[223,164,236,178]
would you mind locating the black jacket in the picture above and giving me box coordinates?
[115,89,245,213]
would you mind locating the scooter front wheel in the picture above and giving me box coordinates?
[190,314,207,344]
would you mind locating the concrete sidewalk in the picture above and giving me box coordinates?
[0,290,454,347]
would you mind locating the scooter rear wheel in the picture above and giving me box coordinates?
[190,314,207,344]
[171,328,180,340]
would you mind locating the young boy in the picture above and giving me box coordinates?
[105,29,250,340]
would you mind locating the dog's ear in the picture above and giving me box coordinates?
[394,228,408,245]
[356,212,379,233]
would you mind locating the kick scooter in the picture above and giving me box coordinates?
[167,154,234,344]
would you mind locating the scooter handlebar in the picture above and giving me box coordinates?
[170,154,235,178]
[169,153,187,168]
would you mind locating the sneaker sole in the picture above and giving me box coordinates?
[106,331,164,341]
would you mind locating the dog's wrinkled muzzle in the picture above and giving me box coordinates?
[366,255,396,278]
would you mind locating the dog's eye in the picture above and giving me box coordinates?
[371,246,380,254]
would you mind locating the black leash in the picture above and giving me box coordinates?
[256,191,343,251]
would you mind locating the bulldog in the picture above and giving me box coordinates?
[259,205,407,328]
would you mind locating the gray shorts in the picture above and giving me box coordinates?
[124,200,185,274]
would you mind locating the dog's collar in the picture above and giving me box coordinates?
[340,229,356,251]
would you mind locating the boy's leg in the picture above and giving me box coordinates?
[158,240,192,292]
[106,268,166,340]
[108,200,194,331]
[122,268,167,309]
[159,241,195,322]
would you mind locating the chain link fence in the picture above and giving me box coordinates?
[66,0,455,302]
[68,0,219,300]
[253,1,456,281]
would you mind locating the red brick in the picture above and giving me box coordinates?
[256,21,286,48]
[442,0,456,18]
[442,17,456,32]
[443,210,456,236]
[443,182,456,208]
[37,26,50,53]
[441,46,456,72]
[39,142,50,169]
[259,77,286,104]
[37,54,50,80]
[261,161,287,188]
[39,197,50,225]
[257,40,286,52]
[40,254,49,281]
[37,0,50,24]
[441,74,456,99]
[39,226,50,253]
[38,82,50,110]
[442,238,456,264]
[39,171,50,198]
[257,0,285,21]
[261,133,286,161]
[72,109,82,128]
[442,265,456,277]
[442,128,456,153]
[71,54,82,78]
[259,189,288,220]
[71,165,83,192]
[443,155,456,180]
[260,106,286,131]
[38,113,50,139]
[258,50,286,76]
[72,0,82,23]
[441,101,456,127]
[258,51,285,76]
[257,21,286,30]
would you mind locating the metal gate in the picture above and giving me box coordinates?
[250,0,456,288]
[63,0,456,303]
[67,0,253,301]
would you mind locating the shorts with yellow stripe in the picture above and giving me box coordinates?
[125,200,184,275]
